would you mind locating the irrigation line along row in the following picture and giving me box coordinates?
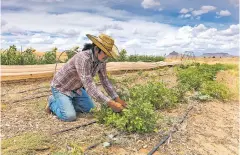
[147,105,194,155]
[52,120,97,135]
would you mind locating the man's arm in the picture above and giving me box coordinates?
[98,62,119,100]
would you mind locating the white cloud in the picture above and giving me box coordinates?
[216,10,231,16]
[219,24,239,36]
[1,19,8,27]
[97,24,123,32]
[1,3,239,56]
[29,33,53,44]
[141,0,160,9]
[53,38,68,45]
[192,5,216,16]
[180,14,191,18]
[123,39,141,48]
[180,8,189,14]
[156,24,239,55]
[2,25,25,34]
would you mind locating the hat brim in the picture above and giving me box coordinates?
[86,34,119,59]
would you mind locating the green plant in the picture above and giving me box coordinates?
[138,70,143,76]
[21,48,39,65]
[1,45,22,65]
[177,63,233,91]
[52,142,83,155]
[93,99,157,133]
[117,49,127,61]
[200,81,231,101]
[177,67,204,91]
[130,82,180,109]
[116,86,130,101]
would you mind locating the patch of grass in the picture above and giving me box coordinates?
[200,81,231,101]
[41,82,51,88]
[1,103,8,111]
[137,70,143,76]
[51,142,83,155]
[2,132,52,155]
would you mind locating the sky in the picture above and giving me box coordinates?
[1,0,240,56]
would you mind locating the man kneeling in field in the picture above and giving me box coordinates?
[45,34,127,121]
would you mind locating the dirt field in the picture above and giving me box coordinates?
[1,61,239,155]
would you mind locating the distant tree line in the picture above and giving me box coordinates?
[0,45,165,65]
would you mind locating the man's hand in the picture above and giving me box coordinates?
[115,97,127,108]
[107,100,124,112]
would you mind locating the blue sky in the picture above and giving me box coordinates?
[1,0,239,56]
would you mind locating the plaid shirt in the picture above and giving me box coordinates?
[51,49,118,104]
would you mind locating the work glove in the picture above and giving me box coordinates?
[115,97,127,108]
[107,100,124,112]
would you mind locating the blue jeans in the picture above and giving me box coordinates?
[48,87,95,122]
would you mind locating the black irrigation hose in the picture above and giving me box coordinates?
[148,105,194,155]
[52,120,97,135]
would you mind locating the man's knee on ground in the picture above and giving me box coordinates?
[83,100,95,113]
[62,111,77,122]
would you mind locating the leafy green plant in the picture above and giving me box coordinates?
[177,67,204,91]
[116,86,130,101]
[93,99,157,133]
[130,82,180,109]
[177,63,233,91]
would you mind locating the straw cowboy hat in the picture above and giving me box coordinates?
[86,34,119,59]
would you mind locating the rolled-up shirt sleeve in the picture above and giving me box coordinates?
[98,63,119,100]
[75,56,111,104]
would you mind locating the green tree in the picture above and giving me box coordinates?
[42,47,57,64]
[117,49,127,62]
[21,48,39,65]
